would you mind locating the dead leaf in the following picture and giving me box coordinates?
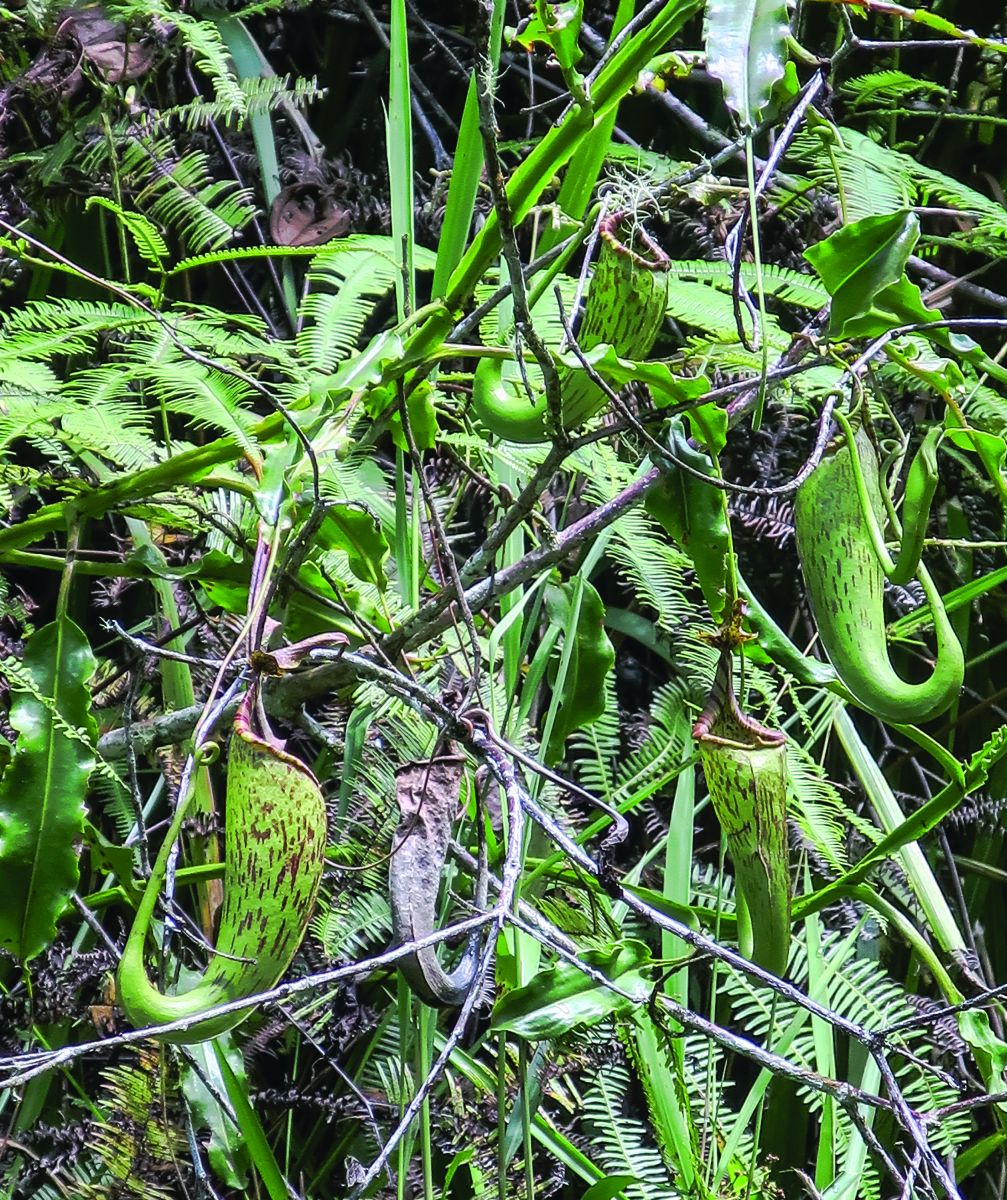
[269,183,351,246]
[58,5,157,83]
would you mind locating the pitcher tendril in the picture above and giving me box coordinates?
[794,420,964,724]
[472,210,670,443]
[694,644,791,977]
[116,683,326,1044]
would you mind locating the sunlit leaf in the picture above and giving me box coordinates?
[0,620,97,961]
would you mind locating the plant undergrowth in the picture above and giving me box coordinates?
[2,1,1007,1198]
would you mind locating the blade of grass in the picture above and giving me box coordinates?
[387,0,414,323]
[213,1038,290,1200]
[832,705,964,953]
[535,0,636,257]
[431,0,506,297]
[211,14,300,326]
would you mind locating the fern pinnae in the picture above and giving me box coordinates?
[148,74,323,134]
[59,401,159,472]
[125,140,256,251]
[611,682,692,810]
[791,126,913,222]
[569,671,621,801]
[581,1062,679,1200]
[785,741,853,876]
[664,277,788,349]
[146,360,259,452]
[722,931,971,1163]
[298,252,401,373]
[118,0,246,114]
[605,518,696,637]
[664,258,829,309]
[840,70,948,112]
[313,886,392,961]
[297,237,437,372]
[0,300,147,356]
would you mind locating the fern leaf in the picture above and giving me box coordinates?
[85,196,169,271]
[147,362,259,452]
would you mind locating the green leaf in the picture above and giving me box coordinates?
[491,940,652,1039]
[581,1175,639,1200]
[316,503,390,590]
[686,400,728,456]
[285,560,387,641]
[213,1039,290,1200]
[620,883,703,934]
[386,378,440,452]
[959,1009,1007,1103]
[704,0,791,127]
[556,343,709,408]
[333,328,406,392]
[181,1035,251,1188]
[513,2,585,71]
[0,619,97,961]
[544,578,616,759]
[804,209,936,340]
[956,1131,1007,1182]
[944,423,1007,476]
[645,418,730,623]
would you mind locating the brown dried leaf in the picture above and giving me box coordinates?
[58,5,156,82]
[269,183,351,247]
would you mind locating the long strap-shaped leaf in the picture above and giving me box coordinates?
[0,619,97,961]
[705,0,790,129]
[117,689,326,1043]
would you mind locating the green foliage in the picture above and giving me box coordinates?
[544,578,616,760]
[2,1,1007,1196]
[0,620,97,961]
[704,0,791,127]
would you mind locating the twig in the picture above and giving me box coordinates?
[0,914,496,1090]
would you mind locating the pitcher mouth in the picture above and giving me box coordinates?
[599,210,670,272]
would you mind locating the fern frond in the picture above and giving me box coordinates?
[0,355,60,394]
[786,741,854,874]
[665,259,829,309]
[118,0,245,112]
[613,681,692,808]
[313,886,392,960]
[791,126,913,223]
[299,245,401,372]
[146,361,259,451]
[665,278,788,349]
[113,137,256,250]
[477,272,582,347]
[602,511,696,637]
[841,70,947,111]
[59,398,158,470]
[569,672,621,800]
[148,73,323,133]
[581,1062,678,1200]
[0,393,76,452]
[723,932,972,1169]
[0,300,147,357]
[92,1049,184,1199]
[792,123,1007,242]
[297,237,437,372]
[85,196,169,271]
